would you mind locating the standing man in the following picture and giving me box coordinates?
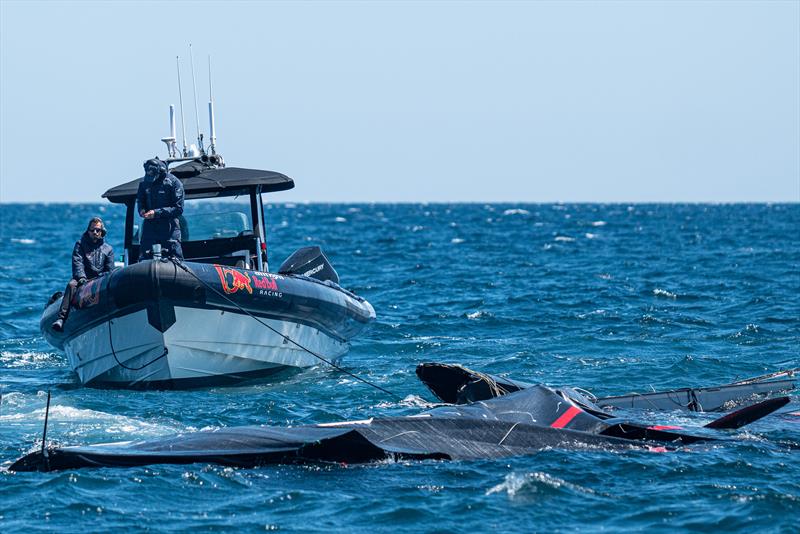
[51,217,114,332]
[137,158,185,260]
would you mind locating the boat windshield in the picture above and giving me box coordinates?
[133,204,253,243]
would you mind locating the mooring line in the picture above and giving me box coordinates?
[168,257,400,400]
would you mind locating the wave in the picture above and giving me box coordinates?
[577,309,606,319]
[731,323,767,339]
[0,351,61,368]
[653,288,677,299]
[487,471,604,498]
[0,402,184,437]
[503,209,530,216]
[375,394,437,409]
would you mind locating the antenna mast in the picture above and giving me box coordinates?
[189,44,204,154]
[41,390,51,470]
[208,55,217,156]
[160,104,178,157]
[176,56,188,156]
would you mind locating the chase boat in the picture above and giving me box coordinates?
[40,108,375,389]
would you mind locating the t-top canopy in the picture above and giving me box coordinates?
[102,160,294,204]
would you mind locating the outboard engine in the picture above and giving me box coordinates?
[278,246,339,284]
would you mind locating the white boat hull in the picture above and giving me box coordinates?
[64,306,349,388]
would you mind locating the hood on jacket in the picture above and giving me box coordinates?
[143,158,168,182]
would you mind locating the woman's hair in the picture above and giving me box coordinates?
[86,216,107,236]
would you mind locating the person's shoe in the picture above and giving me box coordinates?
[51,319,64,332]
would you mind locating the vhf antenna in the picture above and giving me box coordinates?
[208,55,217,156]
[41,390,52,471]
[160,104,178,157]
[176,56,188,156]
[189,44,204,154]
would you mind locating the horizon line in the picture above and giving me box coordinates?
[1,200,798,206]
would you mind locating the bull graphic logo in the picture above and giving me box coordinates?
[214,265,253,294]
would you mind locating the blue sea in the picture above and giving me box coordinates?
[1,203,798,533]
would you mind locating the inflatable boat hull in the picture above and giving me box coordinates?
[40,260,375,388]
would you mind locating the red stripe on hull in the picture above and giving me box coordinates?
[550,406,581,428]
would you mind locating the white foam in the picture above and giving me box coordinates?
[487,471,599,498]
[585,233,598,239]
[334,217,347,223]
[0,351,59,368]
[653,288,677,299]
[554,236,575,242]
[0,400,182,439]
[503,209,530,216]
[591,220,607,227]
[451,238,465,244]
[0,391,26,408]
[10,238,36,245]
[375,395,435,409]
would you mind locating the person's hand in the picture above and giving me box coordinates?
[143,210,155,219]
[78,277,88,286]
[139,210,146,217]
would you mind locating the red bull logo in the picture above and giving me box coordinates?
[252,274,282,297]
[252,275,278,291]
[214,265,253,295]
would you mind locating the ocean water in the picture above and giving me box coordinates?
[0,202,798,533]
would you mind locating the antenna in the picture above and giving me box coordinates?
[170,105,176,142]
[161,104,178,157]
[189,44,204,154]
[208,55,217,156]
[176,56,188,156]
[41,390,51,470]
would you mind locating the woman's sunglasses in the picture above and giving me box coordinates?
[90,227,105,234]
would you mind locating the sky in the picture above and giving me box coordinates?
[1,0,798,203]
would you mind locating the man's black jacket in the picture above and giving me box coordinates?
[72,232,114,280]
[136,164,185,245]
